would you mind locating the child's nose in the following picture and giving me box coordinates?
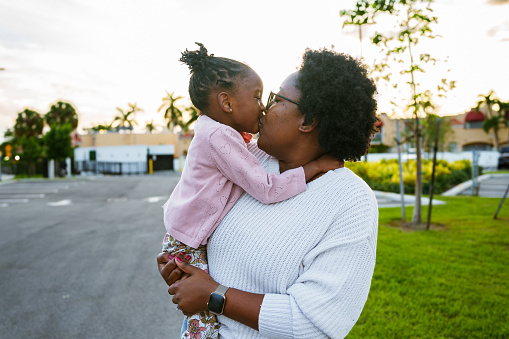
[258,100,266,115]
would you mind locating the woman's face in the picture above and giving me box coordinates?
[257,72,304,160]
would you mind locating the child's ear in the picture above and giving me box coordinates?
[217,92,233,114]
[298,118,319,133]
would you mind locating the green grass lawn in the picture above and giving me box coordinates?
[349,196,509,338]
[484,170,509,175]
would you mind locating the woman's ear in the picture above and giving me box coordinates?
[217,92,233,114]
[298,118,319,133]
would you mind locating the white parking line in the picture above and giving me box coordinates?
[0,199,29,203]
[0,194,45,198]
[145,196,168,203]
[47,200,72,207]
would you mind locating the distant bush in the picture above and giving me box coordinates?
[346,159,475,194]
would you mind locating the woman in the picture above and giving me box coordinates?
[158,47,380,338]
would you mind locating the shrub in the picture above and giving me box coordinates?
[345,159,473,194]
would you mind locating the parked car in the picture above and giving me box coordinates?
[498,145,509,170]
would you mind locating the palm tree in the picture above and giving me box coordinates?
[145,120,158,133]
[87,123,114,134]
[183,106,199,132]
[158,91,184,133]
[498,101,509,145]
[113,103,142,132]
[478,91,501,150]
[45,101,79,130]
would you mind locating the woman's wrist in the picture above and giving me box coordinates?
[221,288,264,331]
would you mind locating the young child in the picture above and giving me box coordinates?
[162,43,340,339]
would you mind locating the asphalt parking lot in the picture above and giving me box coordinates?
[0,173,184,338]
[1,171,508,338]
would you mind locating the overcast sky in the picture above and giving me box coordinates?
[0,0,508,142]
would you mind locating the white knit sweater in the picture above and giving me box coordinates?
[207,143,379,339]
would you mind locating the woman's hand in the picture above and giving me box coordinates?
[167,257,219,316]
[157,252,186,286]
[158,252,264,330]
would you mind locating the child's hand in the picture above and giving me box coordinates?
[316,153,343,173]
[303,153,344,182]
[157,252,186,287]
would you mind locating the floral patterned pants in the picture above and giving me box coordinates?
[162,233,220,339]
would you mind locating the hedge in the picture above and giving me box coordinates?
[345,158,475,194]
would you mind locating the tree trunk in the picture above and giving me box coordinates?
[28,162,36,176]
[493,126,501,151]
[412,120,422,224]
[487,105,501,151]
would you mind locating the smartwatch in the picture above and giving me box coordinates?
[207,284,229,315]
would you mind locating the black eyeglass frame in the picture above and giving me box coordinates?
[266,91,300,111]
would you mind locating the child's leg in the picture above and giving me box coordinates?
[162,233,220,339]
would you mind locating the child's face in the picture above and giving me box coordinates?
[230,70,265,134]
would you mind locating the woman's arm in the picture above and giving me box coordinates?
[158,252,263,330]
[158,228,376,338]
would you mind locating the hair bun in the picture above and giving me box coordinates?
[180,42,213,73]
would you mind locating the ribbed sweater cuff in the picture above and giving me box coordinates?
[258,294,293,338]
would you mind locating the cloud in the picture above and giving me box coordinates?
[486,0,509,4]
[487,21,509,41]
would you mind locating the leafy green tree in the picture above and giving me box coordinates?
[422,114,454,153]
[19,135,43,176]
[4,128,14,139]
[113,103,142,132]
[159,91,184,132]
[45,101,79,130]
[341,0,455,225]
[14,109,44,138]
[340,0,393,57]
[44,124,73,175]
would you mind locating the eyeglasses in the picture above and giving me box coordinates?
[266,91,300,111]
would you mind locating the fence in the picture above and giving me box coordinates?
[75,161,146,175]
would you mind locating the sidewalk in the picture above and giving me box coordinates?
[374,190,445,208]
[0,173,15,184]
[442,173,509,198]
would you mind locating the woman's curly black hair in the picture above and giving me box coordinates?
[180,42,253,111]
[297,48,379,162]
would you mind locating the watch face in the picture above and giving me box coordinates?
[208,293,225,314]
